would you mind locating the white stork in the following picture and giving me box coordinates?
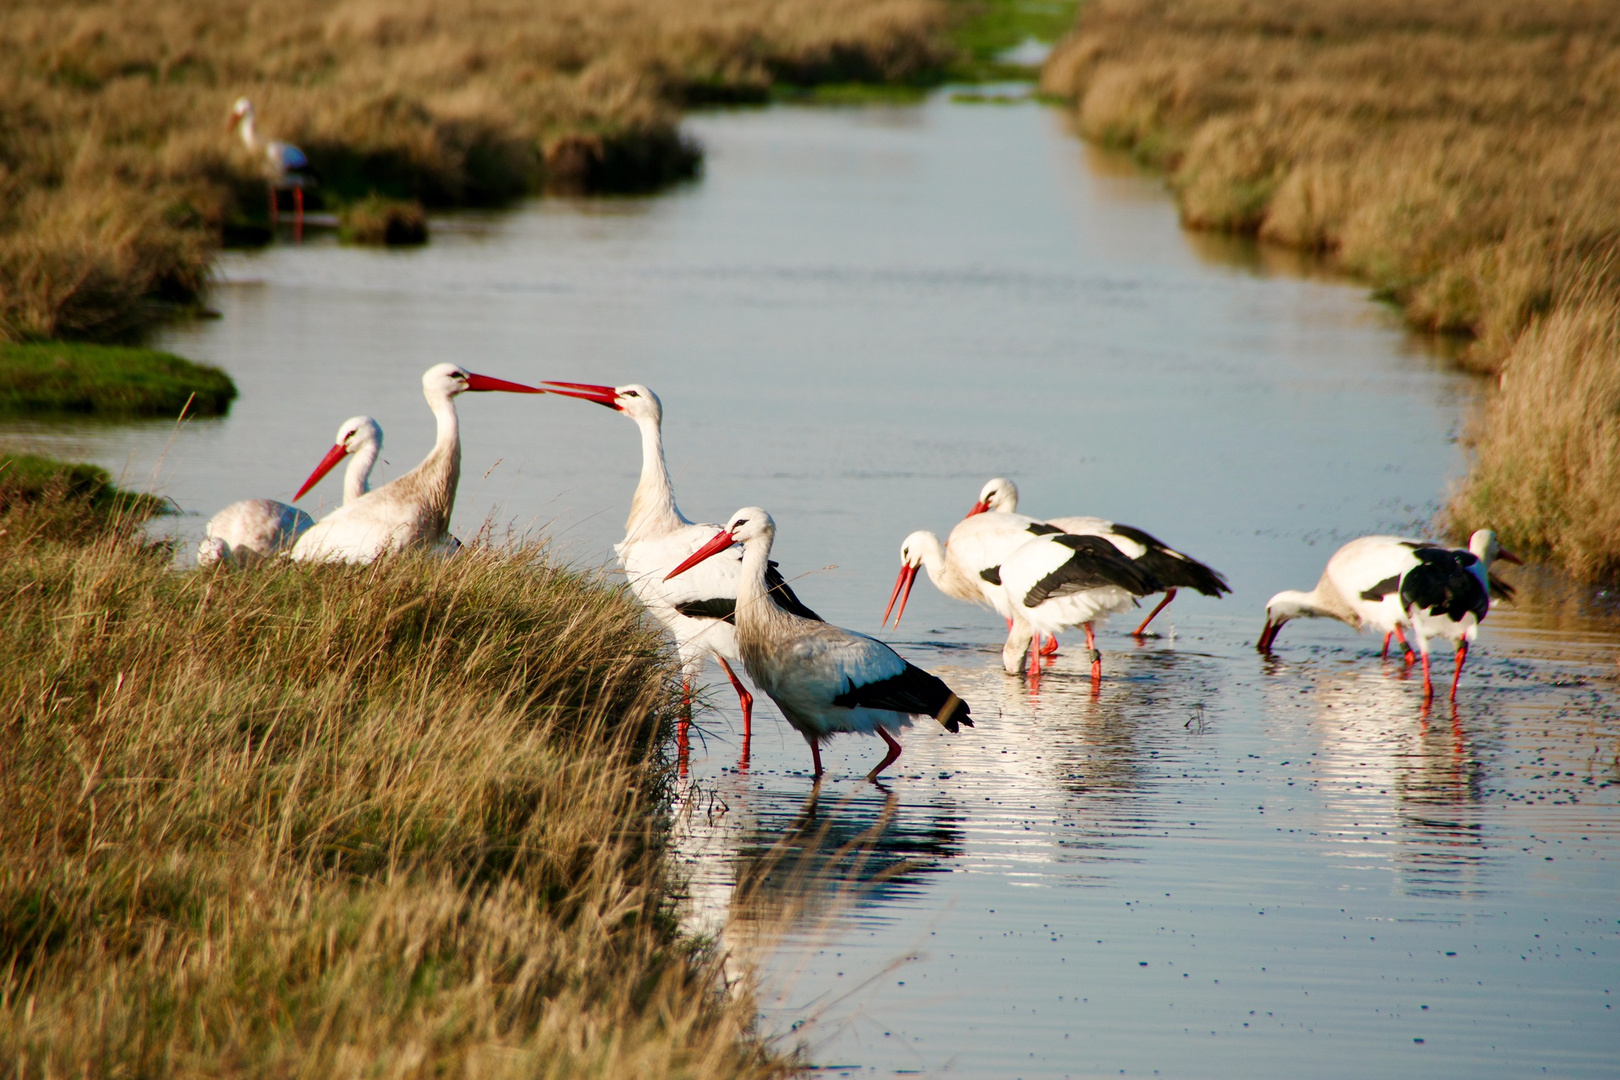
[969,477,1230,637]
[197,415,384,568]
[995,532,1161,680]
[667,508,972,781]
[542,381,821,766]
[1258,530,1520,699]
[228,97,315,231]
[290,364,543,564]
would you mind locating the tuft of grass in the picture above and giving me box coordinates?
[945,0,1083,81]
[1041,0,1620,581]
[0,522,795,1077]
[0,453,168,542]
[339,196,429,247]
[0,341,236,417]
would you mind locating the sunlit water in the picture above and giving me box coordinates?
[4,94,1617,1077]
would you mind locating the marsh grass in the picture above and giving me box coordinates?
[0,342,236,416]
[0,454,168,542]
[0,520,795,1077]
[0,0,951,342]
[339,195,429,246]
[1042,0,1620,580]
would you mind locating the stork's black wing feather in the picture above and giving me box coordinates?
[1025,534,1160,606]
[980,566,1002,586]
[1359,574,1401,602]
[1103,523,1230,596]
[675,598,736,623]
[1400,547,1489,622]
[1026,522,1063,536]
[1488,571,1515,602]
[831,661,973,732]
[765,560,823,621]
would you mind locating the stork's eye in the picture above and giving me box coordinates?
[622,390,639,398]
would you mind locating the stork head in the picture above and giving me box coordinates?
[1257,590,1314,653]
[665,507,773,580]
[1468,528,1522,566]
[197,535,230,568]
[541,381,662,423]
[969,477,1018,517]
[227,96,253,130]
[295,415,384,500]
[422,362,545,402]
[885,530,938,629]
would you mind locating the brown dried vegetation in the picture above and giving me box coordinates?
[0,508,795,1077]
[0,0,948,341]
[1043,0,1620,580]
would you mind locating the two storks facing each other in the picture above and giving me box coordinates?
[1257,531,1521,700]
[888,477,1230,681]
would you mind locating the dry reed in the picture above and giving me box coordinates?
[0,0,949,341]
[1042,0,1620,580]
[0,510,796,1077]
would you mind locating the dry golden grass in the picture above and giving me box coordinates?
[0,0,949,341]
[0,510,795,1077]
[1043,0,1620,580]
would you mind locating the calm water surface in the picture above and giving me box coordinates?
[4,95,1617,1077]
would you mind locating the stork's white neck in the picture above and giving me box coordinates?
[734,532,790,640]
[625,412,686,542]
[237,115,258,152]
[343,438,380,504]
[1270,580,1357,627]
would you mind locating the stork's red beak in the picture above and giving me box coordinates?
[666,529,736,580]
[464,373,546,394]
[966,499,990,517]
[294,442,349,501]
[1497,547,1523,565]
[542,381,621,409]
[1256,619,1277,654]
[884,563,920,630]
[227,114,241,132]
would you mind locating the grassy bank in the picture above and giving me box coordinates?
[0,453,168,539]
[1,0,952,342]
[0,497,791,1076]
[1042,0,1620,580]
[0,341,236,416]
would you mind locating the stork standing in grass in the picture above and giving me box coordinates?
[1257,530,1519,699]
[197,415,383,568]
[968,477,1230,638]
[290,364,544,563]
[668,508,971,782]
[995,532,1162,681]
[228,97,315,231]
[543,382,820,765]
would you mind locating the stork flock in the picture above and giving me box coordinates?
[198,368,1519,784]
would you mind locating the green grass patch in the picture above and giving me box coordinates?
[338,196,429,246]
[0,453,168,541]
[0,342,236,418]
[945,0,1083,81]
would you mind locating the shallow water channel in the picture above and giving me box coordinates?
[7,94,1619,1077]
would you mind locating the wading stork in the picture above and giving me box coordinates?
[969,477,1230,637]
[542,381,820,767]
[290,364,544,563]
[668,508,971,781]
[196,415,384,568]
[1257,530,1519,699]
[228,97,315,231]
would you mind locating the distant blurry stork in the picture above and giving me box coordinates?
[969,477,1230,637]
[668,508,971,782]
[228,97,315,231]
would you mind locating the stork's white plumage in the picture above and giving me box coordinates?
[1257,530,1520,699]
[667,508,971,781]
[290,365,543,564]
[197,499,313,567]
[228,97,315,228]
[996,532,1161,680]
[543,382,820,766]
[969,477,1231,637]
[197,415,384,568]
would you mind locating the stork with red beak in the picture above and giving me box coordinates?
[967,478,1230,638]
[197,415,382,568]
[290,364,544,563]
[668,508,971,781]
[542,382,820,768]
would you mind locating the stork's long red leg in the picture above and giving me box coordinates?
[1040,634,1059,656]
[810,738,824,778]
[1085,622,1102,682]
[677,677,692,776]
[1381,632,1393,660]
[868,727,903,781]
[1395,626,1416,665]
[1421,651,1434,701]
[1449,641,1467,700]
[1133,588,1178,637]
[717,658,752,739]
